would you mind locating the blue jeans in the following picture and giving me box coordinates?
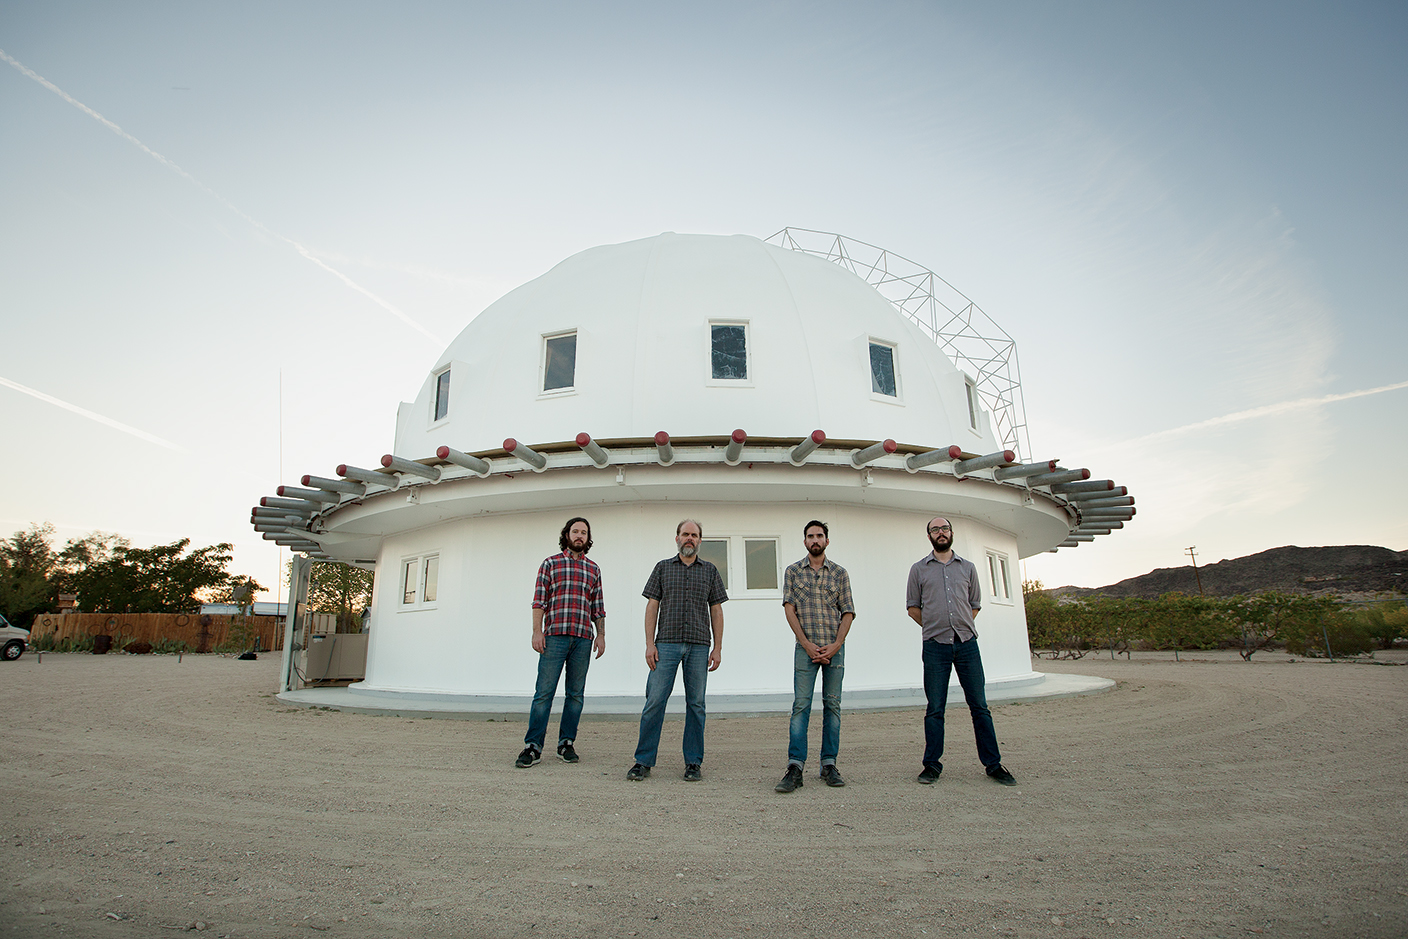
[633,641,709,767]
[524,634,593,751]
[922,638,1001,769]
[788,643,844,768]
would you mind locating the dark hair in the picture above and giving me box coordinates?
[803,520,829,537]
[676,518,703,537]
[559,517,592,554]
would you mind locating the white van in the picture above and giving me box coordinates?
[0,613,30,661]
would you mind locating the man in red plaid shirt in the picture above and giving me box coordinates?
[516,517,607,768]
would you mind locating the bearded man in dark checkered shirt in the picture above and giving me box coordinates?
[625,519,727,782]
[773,520,855,793]
[516,517,606,769]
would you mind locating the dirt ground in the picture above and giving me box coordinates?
[1,649,1404,939]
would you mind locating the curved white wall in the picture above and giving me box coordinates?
[359,502,1035,698]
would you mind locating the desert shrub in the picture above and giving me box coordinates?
[28,632,59,652]
[1333,601,1408,650]
[124,640,153,654]
[152,638,190,655]
[54,634,95,653]
[1285,615,1377,658]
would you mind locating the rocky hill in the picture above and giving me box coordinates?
[1048,545,1408,600]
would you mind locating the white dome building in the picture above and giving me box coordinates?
[259,232,1132,709]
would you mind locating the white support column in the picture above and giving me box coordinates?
[280,555,311,693]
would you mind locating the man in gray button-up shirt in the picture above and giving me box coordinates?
[906,516,1016,787]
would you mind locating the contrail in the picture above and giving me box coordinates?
[1125,379,1408,446]
[0,48,444,347]
[0,376,188,453]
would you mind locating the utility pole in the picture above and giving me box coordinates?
[1185,546,1204,596]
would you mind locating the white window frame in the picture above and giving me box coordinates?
[430,367,451,425]
[867,337,903,403]
[539,329,578,398]
[696,533,781,598]
[397,553,440,611]
[705,320,754,387]
[985,550,1013,605]
[962,373,981,433]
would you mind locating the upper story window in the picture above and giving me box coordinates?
[432,368,451,422]
[963,375,980,431]
[542,331,577,393]
[869,341,897,397]
[710,322,749,380]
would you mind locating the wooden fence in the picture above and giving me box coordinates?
[30,612,285,653]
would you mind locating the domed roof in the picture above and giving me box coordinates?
[394,233,997,455]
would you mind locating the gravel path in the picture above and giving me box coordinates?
[2,650,1404,938]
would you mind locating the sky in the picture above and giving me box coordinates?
[2,1,1405,600]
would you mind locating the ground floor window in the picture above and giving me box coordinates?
[986,550,1012,603]
[399,553,440,610]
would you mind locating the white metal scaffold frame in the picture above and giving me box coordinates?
[766,227,1031,461]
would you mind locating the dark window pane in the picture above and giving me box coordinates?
[422,556,439,603]
[869,343,896,396]
[434,370,451,421]
[711,325,747,380]
[698,540,729,589]
[544,334,577,391]
[965,380,978,428]
[744,539,778,590]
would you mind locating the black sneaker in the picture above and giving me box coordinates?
[774,765,803,793]
[683,763,702,782]
[986,764,1017,786]
[515,746,541,768]
[820,764,846,787]
[557,742,579,764]
[917,764,942,785]
[626,763,651,781]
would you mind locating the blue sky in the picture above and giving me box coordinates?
[2,2,1404,597]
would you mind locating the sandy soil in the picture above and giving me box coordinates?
[1,650,1404,939]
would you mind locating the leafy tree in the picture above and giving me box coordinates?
[67,539,233,613]
[1229,592,1339,660]
[0,523,58,626]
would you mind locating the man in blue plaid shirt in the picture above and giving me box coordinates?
[516,517,606,768]
[774,520,855,793]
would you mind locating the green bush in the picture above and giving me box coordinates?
[152,638,191,655]
[28,632,59,652]
[1285,615,1377,657]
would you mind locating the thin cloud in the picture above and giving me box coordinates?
[1122,379,1408,447]
[0,376,188,453]
[0,48,444,347]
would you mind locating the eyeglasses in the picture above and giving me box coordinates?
[928,525,952,534]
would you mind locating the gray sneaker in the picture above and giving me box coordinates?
[515,746,541,768]
[774,765,803,793]
[626,763,651,781]
[683,763,702,782]
[820,764,846,787]
[556,742,579,763]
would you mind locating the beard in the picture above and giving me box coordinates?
[807,543,825,557]
[679,543,698,558]
[929,534,952,553]
[570,537,588,553]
